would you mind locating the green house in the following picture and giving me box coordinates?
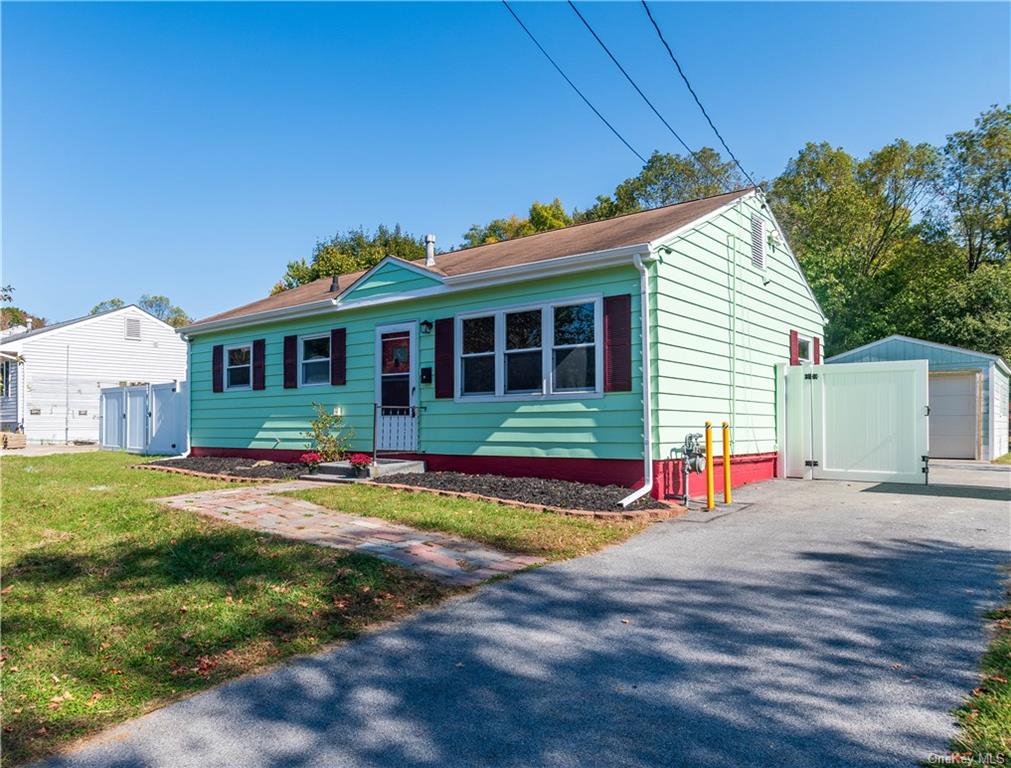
[181,188,825,502]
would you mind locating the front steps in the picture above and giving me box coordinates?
[300,457,426,484]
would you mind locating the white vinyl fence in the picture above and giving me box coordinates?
[777,360,929,484]
[100,381,188,455]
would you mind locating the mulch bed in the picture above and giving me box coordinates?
[376,472,669,514]
[142,456,304,481]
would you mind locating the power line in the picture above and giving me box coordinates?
[567,0,727,187]
[501,1,647,164]
[640,0,757,187]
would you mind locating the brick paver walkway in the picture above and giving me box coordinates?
[156,481,544,586]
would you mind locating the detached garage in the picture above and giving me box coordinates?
[827,335,1010,461]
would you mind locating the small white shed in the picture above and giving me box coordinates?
[0,305,188,444]
[827,335,1010,461]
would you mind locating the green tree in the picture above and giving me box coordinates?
[462,199,571,248]
[91,298,125,314]
[274,224,425,293]
[1,286,46,331]
[937,104,1011,271]
[137,295,191,328]
[575,148,744,222]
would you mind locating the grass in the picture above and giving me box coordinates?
[950,575,1011,765]
[993,452,1011,465]
[289,484,652,560]
[0,452,451,767]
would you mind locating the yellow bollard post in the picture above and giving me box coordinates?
[704,421,715,510]
[722,422,732,505]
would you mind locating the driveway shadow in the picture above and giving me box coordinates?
[40,533,1008,768]
[862,483,1011,502]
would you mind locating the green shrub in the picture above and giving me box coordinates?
[302,402,353,462]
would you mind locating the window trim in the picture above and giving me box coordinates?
[224,342,253,391]
[1,360,11,399]
[454,294,604,403]
[298,332,332,387]
[796,334,813,364]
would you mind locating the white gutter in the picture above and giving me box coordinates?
[619,253,655,508]
[181,297,339,336]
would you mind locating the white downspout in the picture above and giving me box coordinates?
[619,253,654,508]
[180,334,192,457]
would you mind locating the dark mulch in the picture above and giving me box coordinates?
[375,471,665,512]
[146,456,304,479]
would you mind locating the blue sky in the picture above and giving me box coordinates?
[3,1,1008,323]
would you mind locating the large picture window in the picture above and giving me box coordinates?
[225,344,252,390]
[456,296,602,400]
[300,334,331,386]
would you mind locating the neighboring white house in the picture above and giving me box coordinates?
[0,305,187,443]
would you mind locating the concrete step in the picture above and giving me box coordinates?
[301,457,426,484]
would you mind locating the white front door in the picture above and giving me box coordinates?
[375,322,418,452]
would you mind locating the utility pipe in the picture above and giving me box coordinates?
[722,421,732,504]
[705,421,715,510]
[728,232,737,452]
[619,254,655,508]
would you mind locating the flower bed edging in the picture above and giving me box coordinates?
[132,464,286,484]
[374,481,685,520]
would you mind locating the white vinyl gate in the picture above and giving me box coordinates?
[100,382,188,455]
[778,360,929,484]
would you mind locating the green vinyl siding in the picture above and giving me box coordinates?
[190,265,644,459]
[341,261,442,303]
[651,195,824,459]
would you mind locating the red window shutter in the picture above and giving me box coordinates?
[212,344,224,393]
[789,330,800,365]
[434,318,454,399]
[283,335,298,389]
[603,294,632,392]
[813,337,821,365]
[330,328,346,385]
[252,339,266,390]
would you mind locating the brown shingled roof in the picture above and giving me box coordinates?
[193,188,753,326]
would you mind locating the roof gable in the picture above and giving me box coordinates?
[340,258,443,304]
[828,334,1010,375]
[0,305,173,348]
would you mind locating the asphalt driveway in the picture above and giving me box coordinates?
[42,465,1010,768]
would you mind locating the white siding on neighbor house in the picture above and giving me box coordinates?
[4,307,187,443]
[651,194,825,459]
[1,360,20,429]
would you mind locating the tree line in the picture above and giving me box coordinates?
[277,105,1009,360]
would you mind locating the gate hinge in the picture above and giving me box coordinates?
[804,460,819,467]
[804,373,819,380]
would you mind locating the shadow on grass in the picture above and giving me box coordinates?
[3,529,446,767]
[34,534,1008,768]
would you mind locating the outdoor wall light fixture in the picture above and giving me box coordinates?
[420,320,434,335]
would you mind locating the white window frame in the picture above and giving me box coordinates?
[1,360,11,398]
[224,343,253,391]
[454,294,604,403]
[298,332,331,387]
[797,335,813,364]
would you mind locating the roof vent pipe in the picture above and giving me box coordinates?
[330,275,340,293]
[425,234,436,267]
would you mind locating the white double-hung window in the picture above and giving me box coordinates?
[300,333,331,386]
[225,344,252,390]
[457,296,602,400]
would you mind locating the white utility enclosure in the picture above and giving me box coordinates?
[100,382,188,455]
[778,360,929,484]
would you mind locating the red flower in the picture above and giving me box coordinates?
[348,452,372,469]
[300,451,322,466]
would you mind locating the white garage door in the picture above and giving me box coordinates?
[928,372,978,459]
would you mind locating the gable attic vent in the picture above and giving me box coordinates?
[124,317,141,340]
[750,213,766,269]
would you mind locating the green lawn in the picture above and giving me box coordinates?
[289,484,651,560]
[993,452,1011,465]
[1,452,451,767]
[951,576,1011,764]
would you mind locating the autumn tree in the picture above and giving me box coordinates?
[274,224,425,292]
